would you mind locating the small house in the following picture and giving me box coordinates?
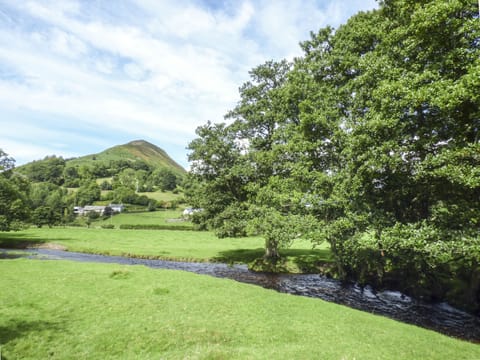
[83,205,106,216]
[182,207,202,218]
[109,204,125,213]
[73,206,85,215]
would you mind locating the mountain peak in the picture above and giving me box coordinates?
[127,139,151,146]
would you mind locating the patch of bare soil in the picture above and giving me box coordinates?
[35,243,67,251]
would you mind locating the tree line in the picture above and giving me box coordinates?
[186,0,480,312]
[19,155,180,191]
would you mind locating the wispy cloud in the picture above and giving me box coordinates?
[0,0,377,167]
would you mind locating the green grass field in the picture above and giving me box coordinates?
[137,190,183,202]
[96,210,191,228]
[1,259,478,359]
[0,228,331,269]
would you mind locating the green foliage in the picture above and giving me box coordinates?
[87,211,100,220]
[102,206,114,217]
[147,199,157,211]
[247,206,319,260]
[31,206,61,228]
[0,177,29,231]
[28,182,70,227]
[17,155,66,185]
[75,181,101,206]
[319,0,480,307]
[186,122,251,234]
[338,224,480,312]
[0,151,30,231]
[213,204,250,238]
[99,180,112,190]
[185,0,480,309]
[116,168,138,191]
[0,149,15,173]
[152,168,178,191]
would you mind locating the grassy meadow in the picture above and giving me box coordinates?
[137,190,183,202]
[0,213,478,358]
[1,259,479,359]
[0,227,331,270]
[95,210,192,228]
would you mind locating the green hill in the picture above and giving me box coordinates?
[16,140,186,189]
[67,140,185,175]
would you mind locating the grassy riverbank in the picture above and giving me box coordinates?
[1,259,478,359]
[0,228,332,272]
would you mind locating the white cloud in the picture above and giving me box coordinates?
[0,0,378,168]
[50,28,87,58]
[123,62,147,80]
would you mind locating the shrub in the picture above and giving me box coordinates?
[335,223,480,313]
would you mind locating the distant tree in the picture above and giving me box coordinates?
[100,180,112,191]
[31,206,61,228]
[103,206,114,217]
[76,181,101,206]
[131,160,151,171]
[30,182,59,208]
[151,168,178,191]
[147,200,157,212]
[111,186,154,206]
[0,150,30,231]
[28,182,67,227]
[118,168,137,191]
[78,165,94,181]
[136,195,150,206]
[87,211,100,220]
[63,165,81,187]
[0,149,15,173]
[91,163,109,177]
[19,155,66,185]
[160,170,177,191]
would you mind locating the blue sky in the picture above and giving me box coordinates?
[0,0,377,168]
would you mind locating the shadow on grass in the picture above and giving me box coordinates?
[0,232,45,249]
[286,249,334,273]
[214,247,333,273]
[0,231,70,249]
[213,248,265,264]
[0,319,65,345]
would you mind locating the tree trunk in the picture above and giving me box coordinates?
[468,262,480,312]
[264,238,280,262]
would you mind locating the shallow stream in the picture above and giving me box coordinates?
[2,248,479,342]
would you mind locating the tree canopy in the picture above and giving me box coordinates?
[0,150,30,231]
[187,0,480,311]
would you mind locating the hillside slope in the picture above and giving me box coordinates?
[67,140,185,175]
